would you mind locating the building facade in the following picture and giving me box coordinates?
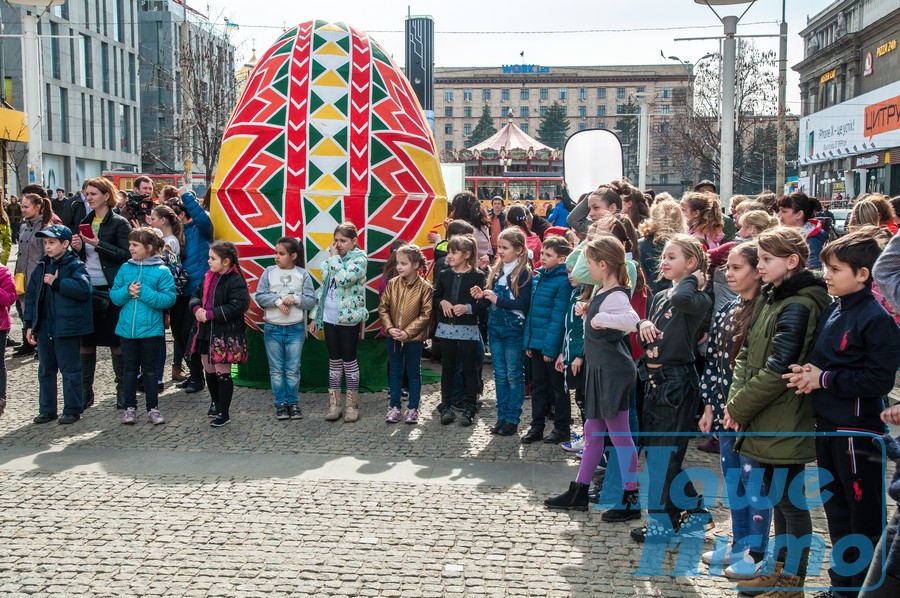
[794,0,900,198]
[432,64,691,195]
[138,0,235,178]
[0,0,142,193]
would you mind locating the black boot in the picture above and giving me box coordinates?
[544,481,590,511]
[110,352,126,409]
[182,353,205,393]
[11,331,34,356]
[521,425,544,444]
[601,488,642,522]
[211,373,232,427]
[80,353,96,409]
[205,372,219,418]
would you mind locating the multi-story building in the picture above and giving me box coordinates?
[433,65,691,195]
[137,0,235,178]
[794,0,900,198]
[0,0,142,192]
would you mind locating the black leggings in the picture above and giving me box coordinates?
[323,323,360,361]
[439,338,479,410]
[763,462,813,578]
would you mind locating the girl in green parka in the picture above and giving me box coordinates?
[723,227,831,592]
[309,222,368,424]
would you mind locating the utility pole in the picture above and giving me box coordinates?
[637,98,650,190]
[181,1,193,189]
[21,10,42,186]
[775,0,787,195]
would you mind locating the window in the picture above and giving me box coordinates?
[101,43,110,93]
[50,22,60,79]
[597,106,606,117]
[520,88,530,100]
[463,89,472,102]
[463,123,472,136]
[445,90,454,102]
[463,106,472,118]
[616,104,626,115]
[597,87,606,99]
[89,96,95,147]
[578,123,587,131]
[660,174,669,184]
[115,0,126,42]
[444,106,453,117]
[577,106,586,117]
[444,123,453,134]
[661,104,670,115]
[45,84,53,141]
[662,86,671,99]
[129,54,136,101]
[636,86,645,93]
[81,94,87,145]
[539,88,548,101]
[616,87,625,100]
[59,88,69,143]
[501,89,509,102]
[539,105,548,117]
[444,140,453,150]
[108,100,116,149]
[578,88,587,101]
[660,157,669,169]
[520,106,529,118]
[660,122,670,134]
[82,36,93,88]
[120,104,130,152]
[482,89,491,101]
[559,88,567,101]
[520,123,528,133]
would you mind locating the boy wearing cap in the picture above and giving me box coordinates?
[23,225,94,424]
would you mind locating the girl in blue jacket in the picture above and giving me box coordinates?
[111,228,178,425]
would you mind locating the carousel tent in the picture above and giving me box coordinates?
[467,120,554,153]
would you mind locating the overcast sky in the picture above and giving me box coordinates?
[206,0,823,113]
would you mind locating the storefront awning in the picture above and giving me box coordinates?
[0,107,28,142]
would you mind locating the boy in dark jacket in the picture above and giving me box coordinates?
[786,229,900,596]
[522,236,574,444]
[24,225,94,424]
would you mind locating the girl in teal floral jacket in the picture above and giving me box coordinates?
[310,222,368,423]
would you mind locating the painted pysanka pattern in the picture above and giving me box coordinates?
[209,20,447,333]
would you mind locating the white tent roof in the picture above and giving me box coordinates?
[467,120,554,152]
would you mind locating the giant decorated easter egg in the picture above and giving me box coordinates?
[210,20,447,335]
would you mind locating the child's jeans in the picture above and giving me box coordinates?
[488,317,525,425]
[719,434,771,555]
[37,330,82,416]
[122,336,163,411]
[387,339,423,409]
[264,322,305,406]
[641,363,701,525]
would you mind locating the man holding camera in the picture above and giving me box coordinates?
[121,176,156,227]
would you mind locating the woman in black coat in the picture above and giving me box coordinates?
[71,177,132,408]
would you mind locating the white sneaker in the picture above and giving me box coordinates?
[702,543,736,566]
[147,408,166,425]
[122,407,136,425]
[560,433,584,452]
[723,552,765,580]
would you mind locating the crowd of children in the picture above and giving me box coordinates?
[3,181,900,596]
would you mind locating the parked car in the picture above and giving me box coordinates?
[831,208,851,236]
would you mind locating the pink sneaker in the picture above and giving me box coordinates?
[404,408,419,424]
[147,408,166,425]
[385,407,401,423]
[122,407,136,425]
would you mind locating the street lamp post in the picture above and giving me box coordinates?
[753,151,765,191]
[694,0,757,207]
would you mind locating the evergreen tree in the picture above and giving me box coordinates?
[537,102,570,150]
[468,105,497,146]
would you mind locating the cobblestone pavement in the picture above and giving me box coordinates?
[0,273,896,597]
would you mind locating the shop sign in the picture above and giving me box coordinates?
[501,64,551,74]
[853,151,886,169]
[820,69,837,84]
[876,39,897,57]
[864,94,900,139]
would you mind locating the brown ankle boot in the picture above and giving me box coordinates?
[171,364,187,382]
[344,390,359,423]
[756,573,804,598]
[736,561,784,595]
[325,389,342,421]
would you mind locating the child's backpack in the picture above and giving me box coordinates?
[162,247,189,294]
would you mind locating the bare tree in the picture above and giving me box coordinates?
[139,14,237,181]
[662,40,778,188]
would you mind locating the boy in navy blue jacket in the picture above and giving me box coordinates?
[522,236,574,444]
[24,225,94,424]
[786,228,900,597]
